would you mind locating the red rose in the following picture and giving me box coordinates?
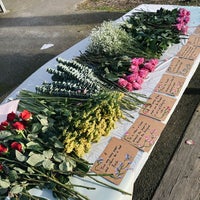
[0,121,9,131]
[7,112,17,122]
[0,125,5,131]
[12,121,25,130]
[19,110,32,121]
[0,164,3,171]
[11,142,23,152]
[0,144,8,155]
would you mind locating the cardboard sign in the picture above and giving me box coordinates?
[187,35,200,46]
[166,57,194,76]
[139,93,176,121]
[154,74,185,96]
[194,25,200,34]
[123,115,165,152]
[177,45,200,60]
[91,137,138,185]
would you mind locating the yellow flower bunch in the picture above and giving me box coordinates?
[63,91,125,157]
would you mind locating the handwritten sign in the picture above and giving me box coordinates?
[123,115,165,152]
[91,137,138,185]
[139,93,176,121]
[166,57,194,76]
[187,35,200,46]
[154,74,185,96]
[177,45,200,60]
[194,25,200,34]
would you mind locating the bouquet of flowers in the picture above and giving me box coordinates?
[0,109,92,199]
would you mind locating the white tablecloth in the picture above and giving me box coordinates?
[3,4,200,200]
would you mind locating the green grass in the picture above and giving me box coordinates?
[78,0,200,12]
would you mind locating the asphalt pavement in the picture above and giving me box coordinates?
[0,0,124,101]
[0,1,200,200]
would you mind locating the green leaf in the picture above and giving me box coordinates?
[26,141,43,151]
[43,149,53,159]
[10,185,23,194]
[31,122,42,133]
[0,188,8,195]
[59,161,73,172]
[105,73,118,81]
[8,170,18,182]
[0,131,12,140]
[42,159,54,170]
[15,150,26,162]
[54,139,64,149]
[27,167,34,173]
[37,114,48,126]
[0,179,10,188]
[53,152,65,163]
[26,153,44,166]
[13,167,25,174]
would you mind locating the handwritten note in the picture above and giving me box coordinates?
[194,25,200,34]
[123,115,165,152]
[91,137,138,185]
[166,57,194,76]
[154,74,185,96]
[177,45,200,60]
[139,93,176,121]
[187,35,200,46]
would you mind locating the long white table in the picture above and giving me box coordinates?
[3,4,200,200]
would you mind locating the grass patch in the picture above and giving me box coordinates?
[78,0,200,11]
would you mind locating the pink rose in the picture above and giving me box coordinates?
[129,64,139,73]
[136,76,144,84]
[184,16,190,24]
[175,23,183,31]
[131,57,144,66]
[118,78,128,87]
[125,82,133,91]
[132,82,142,90]
[126,73,138,83]
[144,62,155,72]
[12,122,26,131]
[181,25,188,35]
[176,17,183,23]
[149,59,158,66]
[179,8,190,17]
[139,69,149,79]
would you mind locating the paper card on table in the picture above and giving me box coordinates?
[187,35,200,46]
[177,45,200,60]
[139,93,176,121]
[91,137,138,185]
[154,74,185,96]
[123,115,165,152]
[0,100,20,122]
[166,57,194,76]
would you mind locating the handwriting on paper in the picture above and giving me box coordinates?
[166,57,194,76]
[91,137,138,185]
[194,25,200,35]
[123,115,165,152]
[177,45,200,60]
[139,93,176,121]
[154,74,185,96]
[187,35,200,46]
